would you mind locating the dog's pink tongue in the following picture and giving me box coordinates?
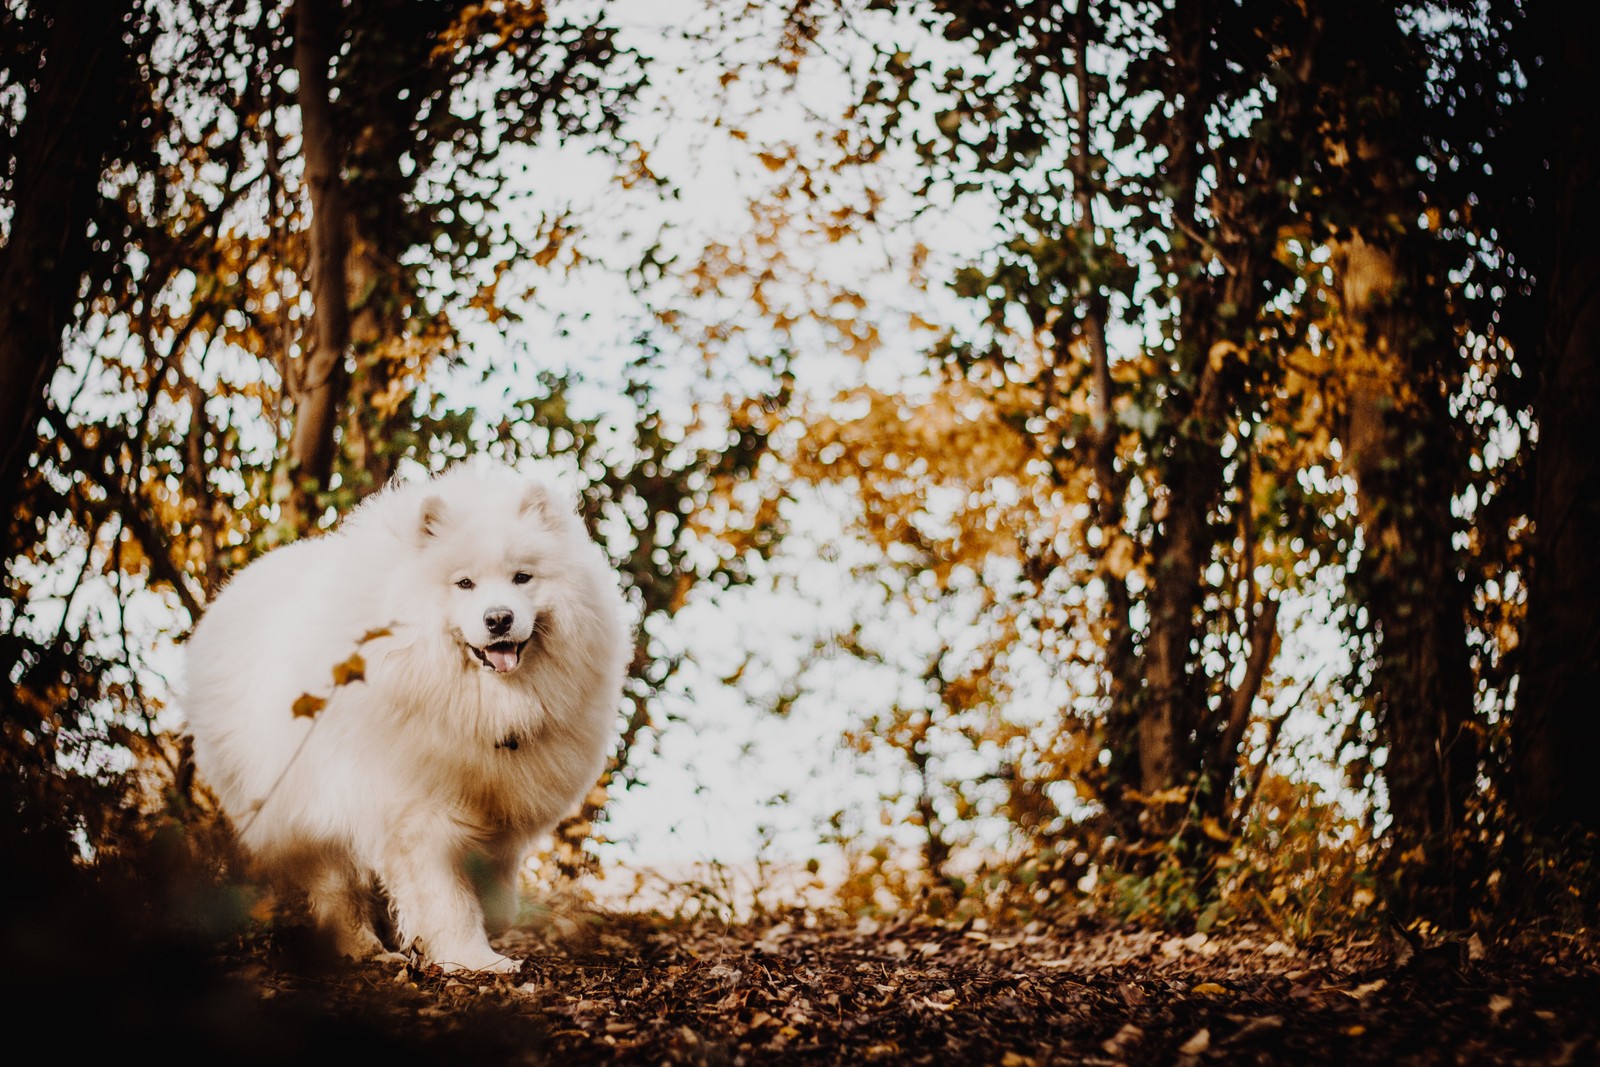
[485,646,519,673]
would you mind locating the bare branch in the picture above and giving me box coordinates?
[42,409,205,621]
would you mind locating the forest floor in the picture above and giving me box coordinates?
[109,900,1599,1066]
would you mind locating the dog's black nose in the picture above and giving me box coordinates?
[484,608,513,636]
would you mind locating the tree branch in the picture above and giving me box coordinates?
[42,409,205,622]
[1216,595,1281,774]
[287,0,353,512]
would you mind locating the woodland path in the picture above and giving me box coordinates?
[125,909,1600,1066]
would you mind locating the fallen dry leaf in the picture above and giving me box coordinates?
[152,906,1597,1067]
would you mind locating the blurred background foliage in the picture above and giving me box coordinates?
[2,0,1596,952]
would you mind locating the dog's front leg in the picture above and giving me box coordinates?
[470,835,530,938]
[378,812,520,974]
[305,858,395,963]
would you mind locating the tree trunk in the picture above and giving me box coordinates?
[1065,9,1141,832]
[0,0,138,555]
[286,0,352,522]
[1125,0,1213,820]
[1513,2,1600,840]
[1121,0,1270,846]
[1141,487,1206,792]
[1338,234,1478,916]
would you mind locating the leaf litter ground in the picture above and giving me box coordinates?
[192,906,1599,1065]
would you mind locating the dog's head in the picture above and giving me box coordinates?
[409,474,573,676]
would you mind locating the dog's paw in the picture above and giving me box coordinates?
[332,923,392,963]
[435,949,522,975]
[477,954,523,975]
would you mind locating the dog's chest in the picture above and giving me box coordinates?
[417,723,589,829]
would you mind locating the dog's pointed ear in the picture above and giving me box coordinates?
[419,494,448,540]
[519,481,553,524]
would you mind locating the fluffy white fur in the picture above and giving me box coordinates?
[183,462,631,973]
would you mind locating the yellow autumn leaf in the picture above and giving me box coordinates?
[1193,982,1230,997]
[1208,340,1243,370]
[1104,536,1137,579]
[332,653,365,687]
[532,238,563,268]
[292,693,326,718]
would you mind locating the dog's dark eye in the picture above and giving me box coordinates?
[455,577,475,590]
[512,572,532,586]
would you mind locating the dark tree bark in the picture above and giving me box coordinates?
[1513,2,1600,840]
[286,0,353,521]
[1111,0,1288,846]
[1065,9,1140,827]
[0,0,140,557]
[1250,0,1483,921]
[1337,228,1479,919]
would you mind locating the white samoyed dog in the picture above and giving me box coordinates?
[183,461,631,973]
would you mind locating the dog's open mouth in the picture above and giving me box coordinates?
[470,640,527,674]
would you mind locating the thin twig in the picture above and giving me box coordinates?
[111,514,181,781]
[1231,667,1327,832]
[41,408,205,620]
